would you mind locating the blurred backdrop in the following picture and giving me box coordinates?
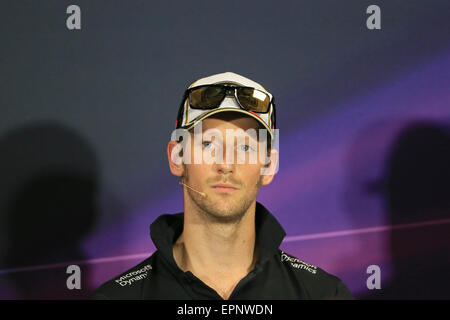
[0,0,449,299]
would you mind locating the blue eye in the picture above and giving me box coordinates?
[240,145,252,152]
[202,141,213,149]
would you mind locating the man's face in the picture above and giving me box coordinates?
[180,113,272,223]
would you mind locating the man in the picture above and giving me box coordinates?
[93,72,353,299]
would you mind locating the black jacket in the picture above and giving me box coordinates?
[93,202,353,300]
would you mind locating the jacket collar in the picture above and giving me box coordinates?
[149,201,286,272]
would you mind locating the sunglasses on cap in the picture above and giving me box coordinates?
[185,84,273,113]
[175,82,277,137]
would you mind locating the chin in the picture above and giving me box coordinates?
[201,196,254,223]
[205,210,246,224]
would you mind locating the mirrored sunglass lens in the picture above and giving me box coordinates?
[237,88,270,112]
[189,86,225,109]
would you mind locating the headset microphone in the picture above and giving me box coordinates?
[179,181,207,198]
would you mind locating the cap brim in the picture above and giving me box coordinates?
[183,108,273,140]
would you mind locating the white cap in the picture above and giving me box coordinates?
[177,72,276,138]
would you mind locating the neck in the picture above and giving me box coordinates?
[173,196,258,276]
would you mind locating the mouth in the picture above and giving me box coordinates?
[211,183,238,194]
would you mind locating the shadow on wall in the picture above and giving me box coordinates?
[345,121,450,299]
[0,122,99,299]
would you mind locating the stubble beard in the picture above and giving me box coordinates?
[182,171,263,224]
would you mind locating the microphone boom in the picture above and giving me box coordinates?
[179,181,207,198]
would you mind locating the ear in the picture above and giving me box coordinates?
[167,140,184,177]
[259,148,279,186]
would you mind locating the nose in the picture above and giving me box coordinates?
[215,162,234,175]
[213,143,235,175]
